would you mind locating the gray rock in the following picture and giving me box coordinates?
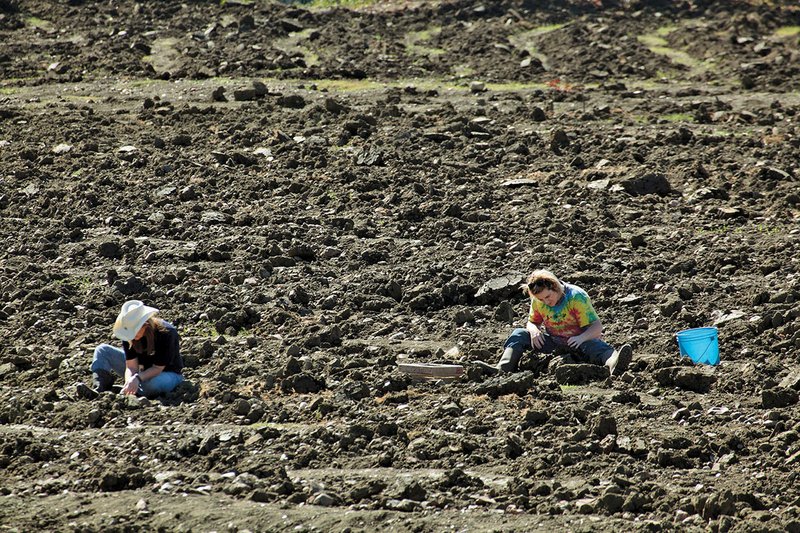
[779,370,800,390]
[654,367,716,393]
[474,371,537,398]
[555,363,609,385]
[277,94,306,108]
[619,294,643,305]
[621,172,672,196]
[493,301,515,323]
[550,129,570,152]
[523,409,549,426]
[475,273,525,304]
[111,275,148,296]
[312,492,337,506]
[98,241,123,259]
[530,106,547,121]
[660,296,683,317]
[233,89,256,101]
[598,491,625,514]
[591,414,617,438]
[355,145,383,166]
[469,81,486,93]
[252,80,267,96]
[324,97,347,114]
[212,86,226,102]
[385,498,418,512]
[75,383,98,401]
[232,398,251,416]
[762,387,798,409]
[454,308,474,325]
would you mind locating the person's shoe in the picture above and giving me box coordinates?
[75,382,98,400]
[497,347,523,373]
[474,360,500,376]
[607,344,633,376]
[92,370,115,392]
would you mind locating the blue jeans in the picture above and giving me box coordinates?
[91,344,184,397]
[504,328,615,365]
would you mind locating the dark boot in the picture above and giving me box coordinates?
[497,347,523,373]
[92,369,115,392]
[75,382,98,400]
[474,360,499,376]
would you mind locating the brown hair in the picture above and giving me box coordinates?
[521,269,564,299]
[129,316,167,356]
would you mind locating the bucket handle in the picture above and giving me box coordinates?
[675,332,715,364]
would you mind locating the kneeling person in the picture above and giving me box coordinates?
[91,300,184,397]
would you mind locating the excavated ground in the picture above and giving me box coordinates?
[2,0,800,531]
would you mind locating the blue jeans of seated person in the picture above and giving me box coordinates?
[504,328,615,366]
[91,344,184,397]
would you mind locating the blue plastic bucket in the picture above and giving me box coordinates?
[676,327,720,366]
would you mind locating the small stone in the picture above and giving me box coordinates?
[252,80,267,96]
[469,81,486,93]
[575,497,597,514]
[672,407,690,420]
[52,143,72,154]
[232,398,251,416]
[324,97,347,114]
[312,492,336,506]
[530,106,547,121]
[454,308,474,325]
[598,492,625,513]
[212,86,227,102]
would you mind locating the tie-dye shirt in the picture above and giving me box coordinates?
[528,282,599,338]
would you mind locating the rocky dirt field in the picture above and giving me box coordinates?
[2,0,800,531]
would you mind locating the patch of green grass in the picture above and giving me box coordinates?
[638,30,713,72]
[26,17,54,31]
[279,0,377,10]
[309,78,385,91]
[0,87,18,95]
[655,25,677,37]
[54,275,94,293]
[452,63,476,78]
[485,81,549,91]
[775,26,800,37]
[511,23,567,46]
[651,47,705,68]
[661,112,694,122]
[185,320,220,338]
[559,384,579,392]
[274,28,322,67]
[508,23,567,70]
[637,34,668,48]
[405,26,446,57]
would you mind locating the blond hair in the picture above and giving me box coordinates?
[521,269,564,298]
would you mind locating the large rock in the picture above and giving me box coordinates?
[555,363,609,385]
[474,371,536,398]
[475,273,525,304]
[620,172,672,196]
[779,370,800,390]
[762,387,799,409]
[654,367,715,393]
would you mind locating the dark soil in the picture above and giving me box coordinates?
[2,0,800,531]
